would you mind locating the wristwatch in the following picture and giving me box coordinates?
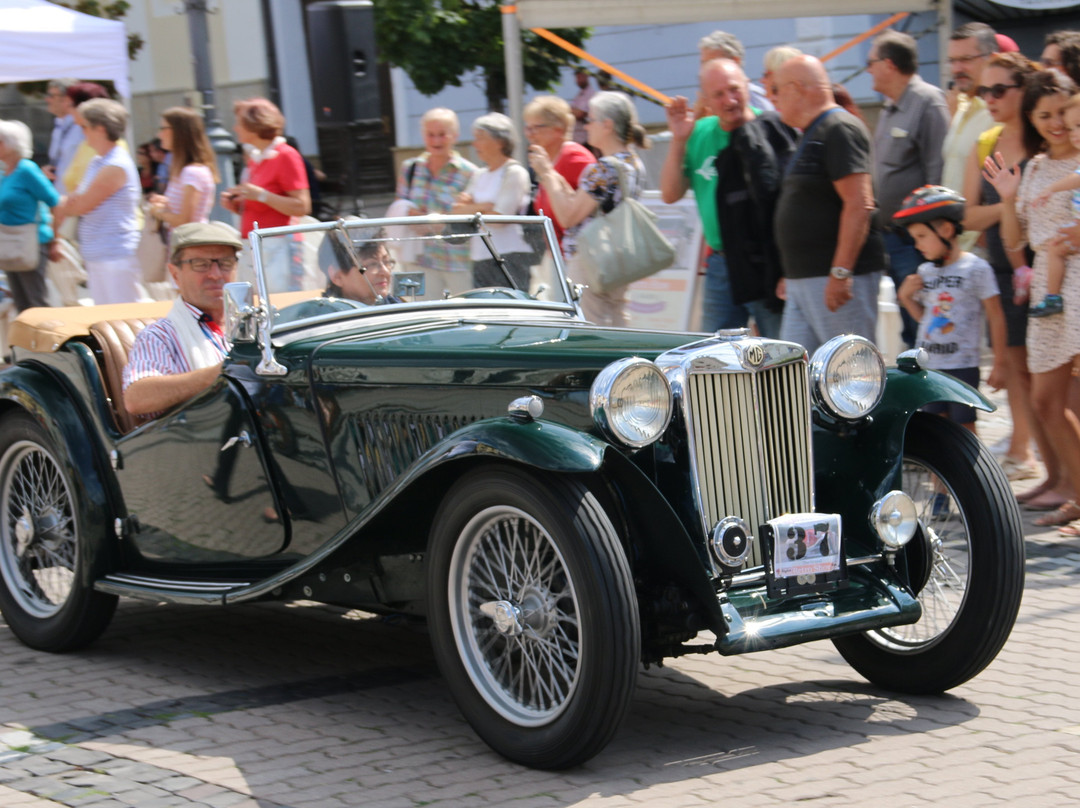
[830,266,853,280]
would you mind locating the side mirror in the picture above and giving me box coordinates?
[223,282,257,343]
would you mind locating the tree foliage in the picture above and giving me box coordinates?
[372,0,589,112]
[55,1,145,60]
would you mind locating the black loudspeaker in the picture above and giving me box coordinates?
[306,0,382,125]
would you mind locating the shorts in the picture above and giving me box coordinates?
[994,270,1029,348]
[922,366,980,424]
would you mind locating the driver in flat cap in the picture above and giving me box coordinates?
[123,222,242,416]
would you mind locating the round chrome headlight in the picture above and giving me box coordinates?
[810,335,886,420]
[590,358,672,448]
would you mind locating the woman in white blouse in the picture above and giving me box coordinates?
[451,113,532,290]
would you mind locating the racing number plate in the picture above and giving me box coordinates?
[762,513,847,597]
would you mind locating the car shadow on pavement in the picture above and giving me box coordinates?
[3,599,982,808]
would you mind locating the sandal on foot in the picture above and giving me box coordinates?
[999,456,1040,481]
[1058,523,1080,538]
[1034,501,1080,527]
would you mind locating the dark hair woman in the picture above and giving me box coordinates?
[984,69,1080,527]
[147,106,220,232]
[961,52,1041,485]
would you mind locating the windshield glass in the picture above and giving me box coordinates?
[245,215,573,329]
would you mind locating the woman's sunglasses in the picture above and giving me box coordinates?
[976,83,1020,100]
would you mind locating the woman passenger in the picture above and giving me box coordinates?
[319,228,402,305]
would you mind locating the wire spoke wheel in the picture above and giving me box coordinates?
[0,441,78,618]
[450,506,581,725]
[428,467,639,769]
[832,413,1024,694]
[0,413,117,652]
[866,457,970,652]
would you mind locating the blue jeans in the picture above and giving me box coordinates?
[701,251,782,338]
[883,229,922,348]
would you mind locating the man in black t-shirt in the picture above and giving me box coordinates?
[772,55,885,355]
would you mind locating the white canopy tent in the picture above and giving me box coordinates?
[0,0,130,100]
[502,0,944,139]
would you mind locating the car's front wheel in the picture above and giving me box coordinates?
[427,466,639,769]
[832,412,1024,693]
[0,412,117,651]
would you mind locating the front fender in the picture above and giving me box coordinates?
[814,367,992,548]
[426,416,607,473]
[0,364,115,582]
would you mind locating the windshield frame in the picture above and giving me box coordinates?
[248,214,578,337]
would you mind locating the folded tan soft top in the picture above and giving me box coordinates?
[9,291,321,353]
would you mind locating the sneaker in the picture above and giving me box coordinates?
[931,492,951,519]
[999,455,1040,481]
[1029,294,1063,318]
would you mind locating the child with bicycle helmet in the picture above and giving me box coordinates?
[894,185,1007,431]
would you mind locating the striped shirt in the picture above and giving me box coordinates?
[123,301,230,391]
[77,144,141,261]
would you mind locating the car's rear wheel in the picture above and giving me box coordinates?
[0,412,116,651]
[427,466,639,769]
[832,412,1024,693]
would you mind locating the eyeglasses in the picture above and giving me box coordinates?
[524,123,553,134]
[360,257,396,272]
[1044,57,1063,68]
[865,57,885,68]
[178,257,238,273]
[976,83,1021,99]
[158,124,172,131]
[947,53,990,65]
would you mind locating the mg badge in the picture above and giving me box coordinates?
[744,342,764,367]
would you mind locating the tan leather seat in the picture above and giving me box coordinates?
[89,318,159,434]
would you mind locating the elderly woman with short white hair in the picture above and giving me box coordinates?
[392,107,476,295]
[54,98,142,304]
[0,119,62,311]
[451,112,533,289]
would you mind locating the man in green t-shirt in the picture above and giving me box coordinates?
[660,58,781,337]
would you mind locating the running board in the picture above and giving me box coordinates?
[95,573,255,605]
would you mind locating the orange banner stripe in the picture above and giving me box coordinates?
[820,12,910,63]
[530,27,672,106]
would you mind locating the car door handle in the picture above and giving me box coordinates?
[220,431,252,452]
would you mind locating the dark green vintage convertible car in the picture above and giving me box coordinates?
[0,216,1023,769]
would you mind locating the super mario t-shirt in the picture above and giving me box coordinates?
[913,252,999,369]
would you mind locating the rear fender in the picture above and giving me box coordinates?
[0,365,115,583]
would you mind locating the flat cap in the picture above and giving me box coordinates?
[170,222,243,261]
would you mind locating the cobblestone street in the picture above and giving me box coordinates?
[1,379,1078,808]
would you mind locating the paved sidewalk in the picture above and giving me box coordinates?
[1,378,1078,808]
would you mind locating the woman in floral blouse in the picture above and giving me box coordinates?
[529,91,650,326]
[394,108,476,296]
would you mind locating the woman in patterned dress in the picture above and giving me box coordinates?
[529,91,650,326]
[986,70,1080,528]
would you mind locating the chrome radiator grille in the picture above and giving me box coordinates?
[686,361,813,567]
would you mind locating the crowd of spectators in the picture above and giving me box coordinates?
[2,22,1080,531]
